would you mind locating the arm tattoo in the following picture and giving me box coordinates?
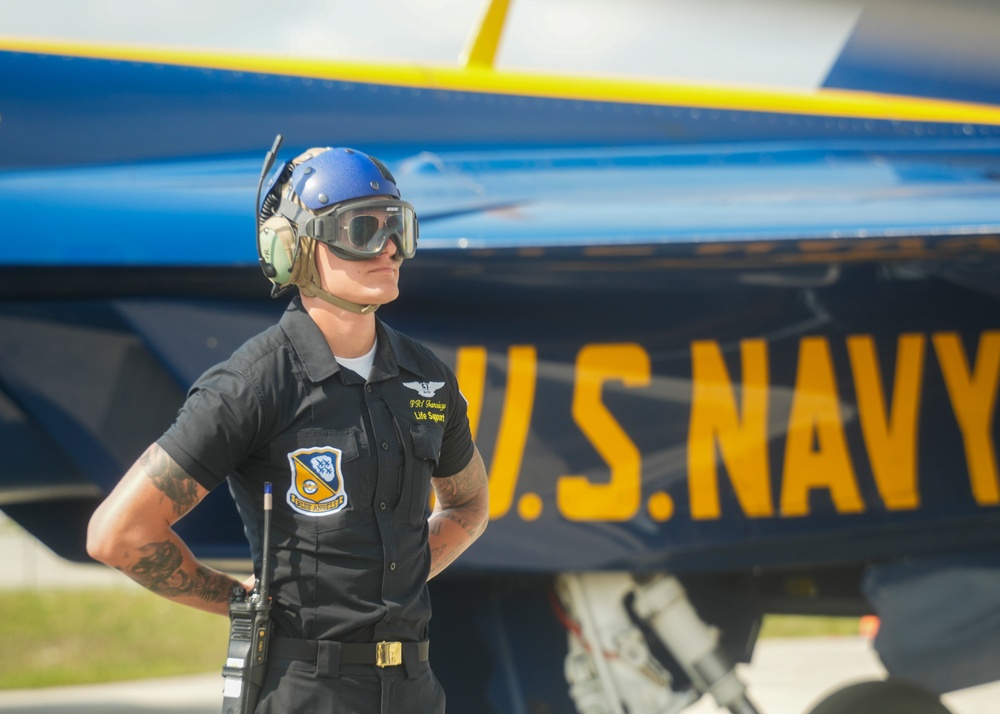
[122,541,233,604]
[187,567,237,603]
[434,455,487,510]
[431,451,489,540]
[141,447,201,518]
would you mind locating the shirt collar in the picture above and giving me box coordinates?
[372,320,428,382]
[280,297,338,382]
[280,297,427,383]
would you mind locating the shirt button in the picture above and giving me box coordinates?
[366,385,373,393]
[379,501,387,511]
[381,442,389,450]
[389,562,397,571]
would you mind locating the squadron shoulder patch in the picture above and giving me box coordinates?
[285,446,348,517]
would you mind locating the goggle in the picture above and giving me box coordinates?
[302,198,418,261]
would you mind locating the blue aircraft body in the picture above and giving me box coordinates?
[1,1,999,711]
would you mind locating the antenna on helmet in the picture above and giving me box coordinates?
[256,134,284,279]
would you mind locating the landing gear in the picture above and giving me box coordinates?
[555,572,762,714]
[806,679,954,714]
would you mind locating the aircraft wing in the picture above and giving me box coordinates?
[3,142,1000,262]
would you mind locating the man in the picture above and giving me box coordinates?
[87,140,489,713]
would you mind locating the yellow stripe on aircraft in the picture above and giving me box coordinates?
[4,36,1000,126]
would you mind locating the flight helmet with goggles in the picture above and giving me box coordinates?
[256,136,418,313]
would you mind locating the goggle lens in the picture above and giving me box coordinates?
[304,199,418,260]
[348,216,381,248]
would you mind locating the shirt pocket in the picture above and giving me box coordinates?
[408,424,443,526]
[274,427,368,533]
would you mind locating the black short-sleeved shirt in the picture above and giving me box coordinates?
[157,297,475,643]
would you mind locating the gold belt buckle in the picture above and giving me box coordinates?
[375,641,402,667]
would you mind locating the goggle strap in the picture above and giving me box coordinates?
[305,218,325,239]
[297,273,379,314]
[311,288,379,315]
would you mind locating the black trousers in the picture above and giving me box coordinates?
[256,658,446,713]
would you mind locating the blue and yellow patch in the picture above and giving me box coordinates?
[285,446,348,517]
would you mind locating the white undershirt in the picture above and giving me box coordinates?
[335,338,377,381]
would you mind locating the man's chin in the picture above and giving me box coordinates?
[369,286,400,305]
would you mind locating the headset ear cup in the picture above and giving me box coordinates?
[258,216,298,285]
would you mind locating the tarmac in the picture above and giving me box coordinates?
[2,513,998,714]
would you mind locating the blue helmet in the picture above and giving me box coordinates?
[259,146,402,218]
[288,148,401,209]
[256,142,418,307]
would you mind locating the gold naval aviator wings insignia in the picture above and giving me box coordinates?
[286,446,348,516]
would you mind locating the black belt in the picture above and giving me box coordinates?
[270,637,429,679]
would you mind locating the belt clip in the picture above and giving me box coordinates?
[375,641,403,667]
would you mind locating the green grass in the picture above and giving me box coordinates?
[759,614,862,638]
[0,588,230,690]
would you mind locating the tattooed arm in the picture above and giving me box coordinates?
[427,445,489,580]
[87,443,244,616]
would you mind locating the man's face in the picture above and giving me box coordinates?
[314,236,402,307]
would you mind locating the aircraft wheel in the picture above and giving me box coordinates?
[806,679,953,714]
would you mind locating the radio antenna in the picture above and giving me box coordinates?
[259,482,273,597]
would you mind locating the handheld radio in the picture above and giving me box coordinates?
[221,482,274,714]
